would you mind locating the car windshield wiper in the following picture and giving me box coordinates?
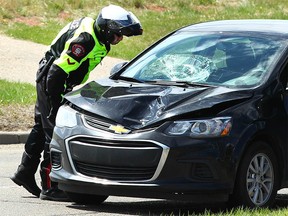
[144,80,213,88]
[117,76,144,83]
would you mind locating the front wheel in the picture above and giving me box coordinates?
[66,192,108,205]
[230,141,279,208]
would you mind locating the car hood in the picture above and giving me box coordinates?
[65,79,253,129]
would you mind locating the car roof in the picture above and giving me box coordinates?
[180,19,288,35]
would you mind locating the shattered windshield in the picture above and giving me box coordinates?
[121,31,285,88]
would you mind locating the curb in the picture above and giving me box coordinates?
[0,131,29,144]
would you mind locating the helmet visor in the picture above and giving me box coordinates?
[120,23,143,36]
[107,19,143,36]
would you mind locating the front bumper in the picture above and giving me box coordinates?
[50,112,235,203]
[51,168,230,202]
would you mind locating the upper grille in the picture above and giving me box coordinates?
[83,114,131,134]
[83,115,112,132]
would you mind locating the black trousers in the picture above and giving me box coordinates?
[23,70,57,188]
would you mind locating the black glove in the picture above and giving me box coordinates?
[47,107,57,125]
[47,95,62,125]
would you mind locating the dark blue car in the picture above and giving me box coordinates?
[50,19,288,208]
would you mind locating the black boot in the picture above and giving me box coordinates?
[39,167,70,201]
[11,152,41,197]
[40,187,70,202]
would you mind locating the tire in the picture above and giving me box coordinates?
[66,192,108,205]
[230,141,279,208]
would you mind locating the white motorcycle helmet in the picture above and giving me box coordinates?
[95,5,143,44]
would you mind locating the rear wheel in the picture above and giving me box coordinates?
[230,141,279,208]
[66,192,108,205]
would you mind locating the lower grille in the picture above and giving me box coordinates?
[67,136,163,181]
[75,161,156,181]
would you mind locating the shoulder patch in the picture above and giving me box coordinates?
[72,44,86,57]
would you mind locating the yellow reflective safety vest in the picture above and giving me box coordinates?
[44,17,110,113]
[47,17,110,86]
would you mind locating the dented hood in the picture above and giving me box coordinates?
[65,79,253,129]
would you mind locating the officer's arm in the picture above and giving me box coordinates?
[45,65,67,123]
[46,32,95,121]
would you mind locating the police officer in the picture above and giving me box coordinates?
[11,5,143,201]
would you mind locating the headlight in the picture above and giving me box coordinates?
[165,117,232,138]
[55,104,77,128]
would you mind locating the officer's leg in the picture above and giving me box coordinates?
[11,111,45,197]
[34,72,69,201]
[39,127,69,201]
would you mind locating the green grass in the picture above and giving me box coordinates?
[0,79,36,105]
[194,206,288,216]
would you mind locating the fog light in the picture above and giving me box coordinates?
[51,151,62,170]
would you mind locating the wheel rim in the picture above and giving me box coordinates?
[246,153,274,206]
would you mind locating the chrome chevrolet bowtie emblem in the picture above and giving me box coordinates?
[109,124,130,134]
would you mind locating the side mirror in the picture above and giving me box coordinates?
[110,62,128,75]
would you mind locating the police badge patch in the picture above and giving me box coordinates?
[72,44,86,57]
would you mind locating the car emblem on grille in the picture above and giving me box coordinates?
[109,124,131,134]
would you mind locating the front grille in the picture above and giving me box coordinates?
[75,137,158,148]
[83,115,113,132]
[67,136,163,181]
[83,114,132,134]
[75,161,156,181]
